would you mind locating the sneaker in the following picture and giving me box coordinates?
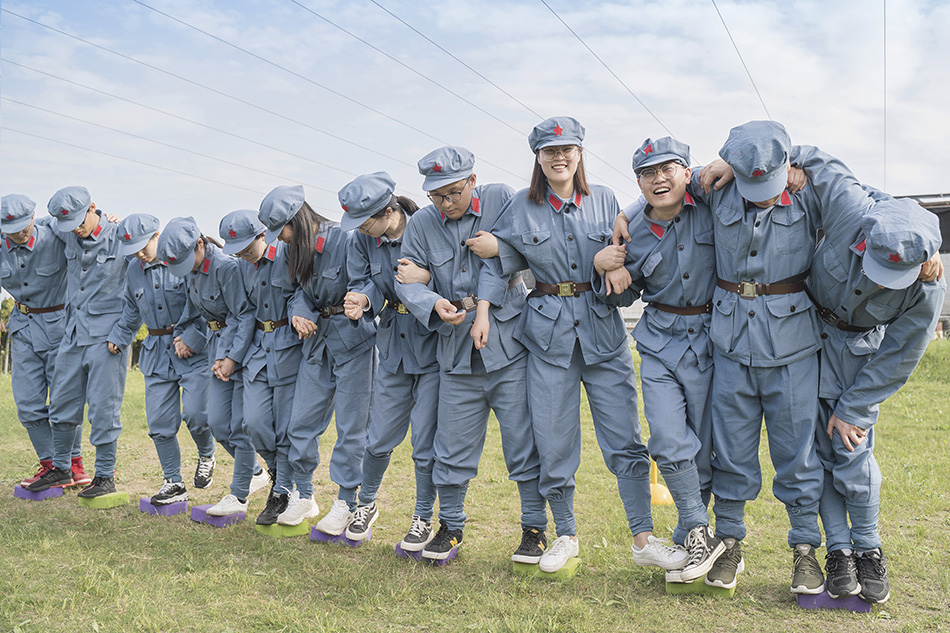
[825,549,861,598]
[77,476,116,498]
[248,468,271,496]
[194,455,215,489]
[791,544,825,594]
[680,525,727,582]
[399,515,434,552]
[150,479,188,506]
[345,503,379,541]
[21,460,54,487]
[511,527,547,564]
[24,466,73,492]
[256,490,289,525]
[856,548,890,604]
[422,521,463,560]
[70,456,92,487]
[316,499,354,536]
[631,535,688,570]
[278,491,320,526]
[206,493,248,516]
[705,538,745,589]
[539,534,579,572]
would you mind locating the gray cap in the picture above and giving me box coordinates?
[719,120,790,202]
[48,186,92,233]
[862,198,941,290]
[158,217,203,277]
[528,116,585,152]
[117,213,161,256]
[417,146,475,191]
[632,137,690,175]
[338,172,396,232]
[259,185,305,245]
[1,194,36,234]
[219,209,266,255]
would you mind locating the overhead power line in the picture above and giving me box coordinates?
[710,0,772,120]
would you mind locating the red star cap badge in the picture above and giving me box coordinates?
[5,214,14,220]
[553,124,563,136]
[433,163,443,173]
[169,256,176,261]
[751,169,765,178]
[61,208,69,216]
[123,232,132,240]
[888,252,903,263]
[644,145,653,155]
[228,229,237,238]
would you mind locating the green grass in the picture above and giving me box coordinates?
[1,342,949,632]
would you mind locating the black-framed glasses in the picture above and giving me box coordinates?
[427,179,470,205]
[638,162,681,183]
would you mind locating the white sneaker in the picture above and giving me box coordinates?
[539,535,579,573]
[277,491,319,526]
[316,499,354,535]
[632,535,689,570]
[206,493,248,516]
[248,469,270,496]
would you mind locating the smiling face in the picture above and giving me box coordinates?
[538,145,581,195]
[637,160,691,217]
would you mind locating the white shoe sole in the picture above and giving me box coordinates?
[152,493,188,506]
[680,540,728,582]
[705,558,745,589]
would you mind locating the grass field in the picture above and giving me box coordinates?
[1,342,949,633]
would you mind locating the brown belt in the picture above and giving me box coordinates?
[716,271,809,299]
[318,305,346,318]
[650,302,712,315]
[449,295,478,312]
[530,280,593,298]
[256,318,289,332]
[804,288,875,333]
[147,326,174,336]
[15,301,65,315]
[387,300,410,315]
[207,319,227,332]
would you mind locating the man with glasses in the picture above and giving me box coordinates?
[395,146,546,565]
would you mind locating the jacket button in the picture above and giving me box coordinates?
[264,303,269,308]
[686,301,692,307]
[674,216,681,223]
[567,235,574,241]
[750,250,757,256]
[166,345,171,350]
[854,289,862,295]
[716,300,722,306]
[400,333,405,338]
[821,333,828,339]
[678,245,684,251]
[682,273,689,280]
[533,237,539,243]
[790,305,796,312]
[266,347,271,352]
[571,263,577,270]
[688,328,694,334]
[155,284,159,289]
[262,281,267,286]
[461,267,466,273]
[573,320,580,327]
[748,311,755,317]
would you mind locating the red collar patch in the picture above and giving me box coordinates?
[856,239,866,252]
[91,224,102,239]
[4,237,9,249]
[650,223,664,239]
[27,235,34,249]
[265,244,277,261]
[780,190,792,206]
[573,192,582,207]
[201,258,211,274]
[683,191,695,206]
[471,194,480,215]
[548,193,563,211]
[315,236,325,253]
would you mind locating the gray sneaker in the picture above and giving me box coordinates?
[345,503,379,541]
[681,525,726,582]
[856,548,890,604]
[705,537,744,589]
[791,544,825,594]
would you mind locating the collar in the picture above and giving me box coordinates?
[4,233,36,251]
[142,259,167,271]
[546,189,583,213]
[743,190,792,210]
[851,235,867,256]
[439,190,481,224]
[264,244,277,261]
[200,258,211,274]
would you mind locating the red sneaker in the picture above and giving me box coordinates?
[21,460,54,487]
[71,456,92,487]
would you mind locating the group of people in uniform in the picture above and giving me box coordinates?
[3,116,944,605]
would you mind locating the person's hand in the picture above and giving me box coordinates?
[612,212,631,245]
[396,258,431,285]
[343,292,368,320]
[173,336,194,359]
[434,298,465,326]
[470,301,490,349]
[699,159,734,194]
[214,357,237,382]
[919,252,944,282]
[292,315,318,339]
[594,244,626,275]
[603,267,632,296]
[105,213,121,224]
[827,414,868,452]
[465,231,499,259]
[786,166,807,194]
[107,342,120,354]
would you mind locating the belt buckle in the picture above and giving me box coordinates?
[261,320,275,333]
[208,320,222,331]
[557,281,574,297]
[461,296,477,312]
[16,303,29,314]
[394,303,409,315]
[738,281,758,299]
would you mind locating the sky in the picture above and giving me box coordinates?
[1,0,948,236]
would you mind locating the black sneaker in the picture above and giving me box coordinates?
[399,515,433,552]
[150,479,189,506]
[681,524,726,582]
[422,521,463,560]
[511,527,547,564]
[77,476,116,498]
[24,466,73,492]
[705,537,745,589]
[825,549,861,598]
[345,503,379,541]
[256,490,289,525]
[856,548,890,604]
[194,455,215,489]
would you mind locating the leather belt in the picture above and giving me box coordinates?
[449,295,478,312]
[387,300,410,315]
[147,326,175,336]
[207,319,227,332]
[15,301,65,315]
[804,288,874,333]
[318,305,346,318]
[716,271,809,299]
[256,318,289,332]
[530,280,593,298]
[650,302,712,315]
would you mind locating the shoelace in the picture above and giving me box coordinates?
[718,546,741,571]
[352,505,373,527]
[685,530,711,567]
[857,552,886,576]
[795,550,823,576]
[407,517,429,538]
[196,458,214,478]
[826,552,856,575]
[547,537,573,558]
[158,480,178,494]
[328,500,351,521]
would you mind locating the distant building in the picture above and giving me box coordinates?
[901,194,950,336]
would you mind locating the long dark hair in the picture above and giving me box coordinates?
[527,152,591,205]
[200,235,224,249]
[287,201,332,284]
[369,195,419,220]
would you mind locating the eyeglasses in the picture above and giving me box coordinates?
[539,146,579,161]
[358,216,380,234]
[427,179,470,205]
[637,162,681,183]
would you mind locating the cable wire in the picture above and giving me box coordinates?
[710,0,772,120]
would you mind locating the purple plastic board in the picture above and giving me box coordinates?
[423,547,459,566]
[14,486,64,501]
[796,591,872,612]
[395,543,424,561]
[139,497,188,516]
[309,527,369,546]
[190,504,245,527]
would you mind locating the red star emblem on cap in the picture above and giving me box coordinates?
[751,169,765,178]
[433,163,443,173]
[888,252,903,263]
[5,214,14,220]
[61,208,69,216]
[123,232,132,241]
[553,124,563,136]
[644,145,653,155]
[169,256,176,261]
[228,229,237,238]
[341,204,348,213]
